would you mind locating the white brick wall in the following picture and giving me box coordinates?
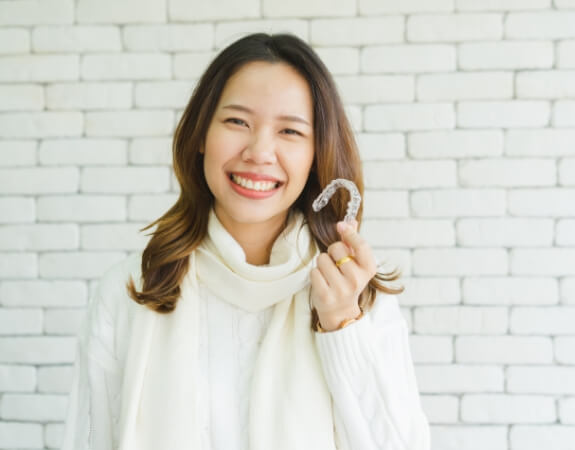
[0,1,574,449]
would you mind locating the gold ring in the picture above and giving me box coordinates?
[335,255,354,267]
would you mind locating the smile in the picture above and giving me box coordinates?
[230,173,281,192]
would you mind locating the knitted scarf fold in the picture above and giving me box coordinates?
[116,209,337,450]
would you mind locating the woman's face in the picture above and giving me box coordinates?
[202,61,315,232]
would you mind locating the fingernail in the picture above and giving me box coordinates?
[337,221,348,233]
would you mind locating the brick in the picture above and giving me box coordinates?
[409,130,503,158]
[456,336,552,364]
[0,167,78,194]
[0,336,75,364]
[215,20,308,49]
[173,52,215,79]
[0,84,44,111]
[460,158,555,187]
[0,280,87,307]
[1,393,68,421]
[0,54,78,82]
[420,395,458,424]
[311,17,403,46]
[417,72,512,101]
[0,0,73,25]
[554,100,575,127]
[46,82,132,110]
[336,75,414,104]
[415,365,504,393]
[0,422,43,448]
[262,0,354,17]
[413,248,508,276]
[558,41,575,68]
[0,253,37,278]
[463,277,559,305]
[459,41,553,70]
[512,249,575,276]
[81,223,150,250]
[359,0,453,14]
[411,189,506,217]
[37,195,126,222]
[410,335,453,362]
[557,0,575,6]
[562,278,575,304]
[0,28,30,54]
[509,189,575,217]
[517,71,575,99]
[135,81,194,108]
[556,337,575,364]
[38,366,73,393]
[77,0,166,23]
[559,398,575,424]
[46,423,65,449]
[0,309,42,335]
[414,306,508,335]
[32,25,121,52]
[129,138,171,165]
[0,112,83,138]
[315,48,360,75]
[431,425,507,450]
[357,133,406,160]
[0,197,35,223]
[457,0,551,10]
[408,13,502,42]
[365,103,455,131]
[82,53,171,80]
[0,224,78,250]
[0,140,36,166]
[511,426,575,450]
[458,101,550,128]
[39,251,126,279]
[558,220,575,246]
[0,364,36,392]
[506,11,575,39]
[400,277,460,305]
[560,158,575,186]
[85,110,174,137]
[364,160,457,189]
[464,217,553,247]
[128,194,178,221]
[362,219,455,247]
[81,167,171,193]
[506,129,575,156]
[170,0,258,21]
[124,24,213,51]
[461,394,555,423]
[44,308,85,335]
[39,138,127,165]
[363,190,409,218]
[511,306,575,334]
[361,45,456,73]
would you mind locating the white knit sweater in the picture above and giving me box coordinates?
[61,253,430,450]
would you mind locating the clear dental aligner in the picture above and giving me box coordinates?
[312,178,361,224]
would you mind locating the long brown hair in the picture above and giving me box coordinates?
[126,32,404,328]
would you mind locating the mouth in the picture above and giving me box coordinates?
[228,172,283,192]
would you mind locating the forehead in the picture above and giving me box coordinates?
[217,61,313,119]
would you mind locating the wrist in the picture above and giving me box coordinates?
[316,305,363,333]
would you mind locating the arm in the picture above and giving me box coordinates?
[60,288,122,450]
[315,293,431,450]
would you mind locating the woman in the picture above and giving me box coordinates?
[61,32,430,450]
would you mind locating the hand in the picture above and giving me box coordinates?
[310,219,377,331]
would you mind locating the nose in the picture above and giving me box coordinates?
[241,131,277,164]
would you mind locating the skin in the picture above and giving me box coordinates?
[202,60,377,331]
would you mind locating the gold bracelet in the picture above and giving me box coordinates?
[315,308,364,333]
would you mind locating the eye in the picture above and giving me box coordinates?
[225,117,248,127]
[282,128,303,136]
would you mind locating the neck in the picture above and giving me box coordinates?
[214,209,289,266]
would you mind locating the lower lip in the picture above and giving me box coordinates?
[229,177,281,199]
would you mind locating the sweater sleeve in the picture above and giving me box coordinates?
[314,293,430,450]
[60,288,122,450]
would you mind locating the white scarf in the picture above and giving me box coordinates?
[116,208,338,450]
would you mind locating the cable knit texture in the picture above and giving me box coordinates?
[61,212,430,450]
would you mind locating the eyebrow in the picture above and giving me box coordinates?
[222,104,311,127]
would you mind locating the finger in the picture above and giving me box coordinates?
[327,241,360,278]
[317,252,360,301]
[336,220,376,274]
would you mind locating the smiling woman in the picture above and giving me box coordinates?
[60,32,430,450]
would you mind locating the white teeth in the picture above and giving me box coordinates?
[231,174,279,192]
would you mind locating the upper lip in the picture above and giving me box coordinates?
[229,171,283,183]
